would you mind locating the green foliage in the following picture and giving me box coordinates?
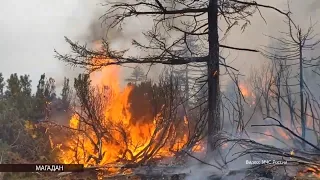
[32,74,57,121]
[0,105,52,164]
[2,73,33,120]
[0,72,70,176]
[74,74,91,103]
[0,73,4,96]
[5,73,22,97]
[35,73,56,101]
[61,77,71,110]
[20,75,32,97]
[128,80,165,124]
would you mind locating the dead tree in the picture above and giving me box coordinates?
[55,0,293,153]
[262,15,320,147]
[249,63,276,118]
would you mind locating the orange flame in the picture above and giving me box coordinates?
[298,165,320,178]
[56,43,203,169]
[278,129,290,140]
[238,83,256,106]
[239,84,250,97]
[257,129,272,142]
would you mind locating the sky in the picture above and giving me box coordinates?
[0,0,319,90]
[0,0,101,89]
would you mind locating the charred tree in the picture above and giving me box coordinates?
[207,0,220,152]
[55,0,292,154]
[262,16,320,148]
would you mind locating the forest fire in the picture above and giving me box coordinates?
[239,83,250,98]
[297,165,320,178]
[238,83,256,106]
[2,0,320,179]
[55,48,203,172]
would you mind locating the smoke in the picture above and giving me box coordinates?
[76,0,320,88]
[69,1,166,86]
[0,0,98,91]
[0,0,319,90]
[221,0,320,78]
[57,0,320,178]
[179,2,320,178]
[1,0,320,177]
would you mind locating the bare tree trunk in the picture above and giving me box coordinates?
[299,42,306,147]
[207,0,221,153]
[286,81,295,127]
[276,63,282,121]
[265,88,271,117]
[185,65,189,111]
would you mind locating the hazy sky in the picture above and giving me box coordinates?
[0,0,319,89]
[0,0,102,88]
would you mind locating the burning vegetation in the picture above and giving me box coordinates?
[3,0,320,180]
[49,54,205,177]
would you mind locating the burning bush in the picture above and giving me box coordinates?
[54,64,203,174]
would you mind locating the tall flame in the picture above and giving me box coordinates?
[56,42,203,168]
